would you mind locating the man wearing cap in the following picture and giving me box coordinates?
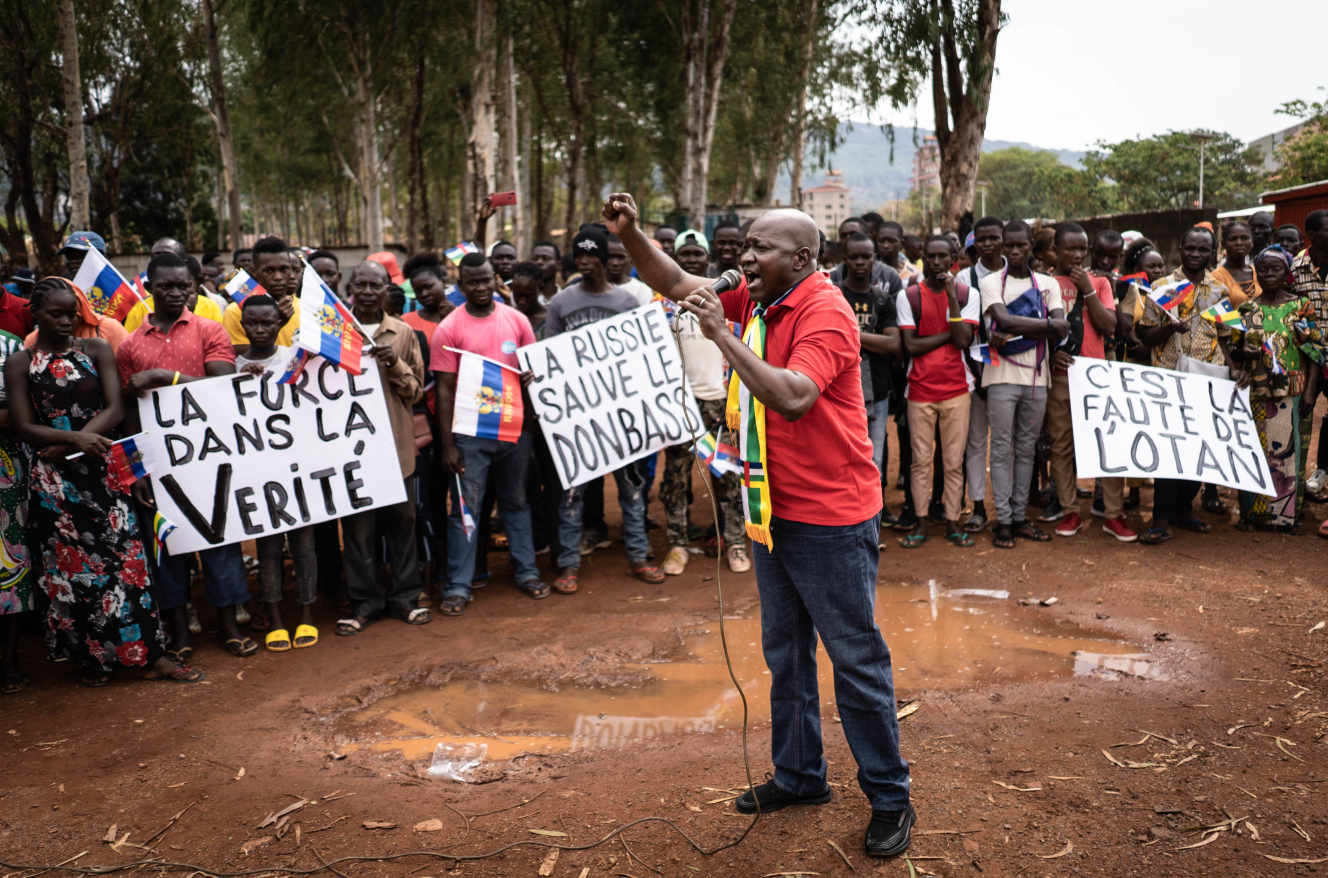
[543,225,666,594]
[603,193,914,859]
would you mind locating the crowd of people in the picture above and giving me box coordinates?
[0,202,1326,694]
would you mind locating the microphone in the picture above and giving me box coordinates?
[712,268,743,294]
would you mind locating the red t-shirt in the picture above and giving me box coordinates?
[720,271,881,526]
[0,291,32,338]
[1054,274,1115,360]
[115,310,236,389]
[895,279,979,403]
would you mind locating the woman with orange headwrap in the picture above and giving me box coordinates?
[22,277,129,352]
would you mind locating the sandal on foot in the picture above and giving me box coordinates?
[247,606,271,632]
[898,531,928,549]
[293,624,319,648]
[405,608,432,625]
[146,663,204,683]
[222,636,259,657]
[1202,495,1227,514]
[336,617,367,636]
[1139,526,1172,545]
[79,670,111,688]
[1175,517,1211,534]
[1012,521,1051,542]
[264,628,292,652]
[963,511,987,533]
[553,570,579,594]
[945,529,975,547]
[992,524,1016,549]
[2,672,30,695]
[516,579,551,600]
[166,646,193,664]
[439,596,469,616]
[629,562,666,584]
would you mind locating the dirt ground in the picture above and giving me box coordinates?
[3,419,1328,878]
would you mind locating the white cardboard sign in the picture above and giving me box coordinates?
[1068,359,1274,496]
[518,302,705,489]
[136,357,406,553]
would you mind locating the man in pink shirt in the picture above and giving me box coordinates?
[432,253,544,615]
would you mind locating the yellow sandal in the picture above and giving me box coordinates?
[292,624,319,649]
[264,628,292,652]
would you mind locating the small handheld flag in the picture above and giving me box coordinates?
[151,511,177,562]
[1199,300,1244,330]
[450,348,524,443]
[106,434,152,490]
[445,242,481,264]
[275,347,313,385]
[1264,337,1285,375]
[222,268,265,304]
[1147,279,1193,315]
[456,474,476,540]
[72,248,142,321]
[969,342,1000,366]
[297,264,363,374]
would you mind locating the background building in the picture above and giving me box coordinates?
[801,170,852,233]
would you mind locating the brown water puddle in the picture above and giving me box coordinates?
[349,582,1160,768]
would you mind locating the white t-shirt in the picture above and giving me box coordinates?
[670,310,727,401]
[236,344,295,375]
[977,271,1062,388]
[618,277,655,307]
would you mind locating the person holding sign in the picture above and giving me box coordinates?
[1218,246,1322,532]
[1134,227,1230,544]
[978,220,1068,548]
[335,261,428,635]
[604,194,915,860]
[1046,223,1132,541]
[432,253,545,614]
[543,226,665,594]
[4,278,200,685]
[116,253,254,660]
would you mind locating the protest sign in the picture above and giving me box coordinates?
[518,302,706,489]
[136,357,406,553]
[1068,359,1274,496]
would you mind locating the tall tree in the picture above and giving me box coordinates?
[1271,91,1328,187]
[678,0,738,227]
[201,0,242,250]
[57,0,92,230]
[786,0,819,208]
[881,0,1002,230]
[1083,130,1259,212]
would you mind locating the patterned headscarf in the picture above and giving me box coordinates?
[1254,245,1294,286]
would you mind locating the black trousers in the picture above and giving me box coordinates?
[1152,478,1201,526]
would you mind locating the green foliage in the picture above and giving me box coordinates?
[1272,90,1328,187]
[1082,130,1260,213]
[978,147,1112,220]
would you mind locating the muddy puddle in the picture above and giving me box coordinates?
[348,582,1162,767]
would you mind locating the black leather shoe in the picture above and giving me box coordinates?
[734,780,832,814]
[864,805,915,858]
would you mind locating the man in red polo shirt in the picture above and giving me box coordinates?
[604,194,914,860]
[116,252,255,662]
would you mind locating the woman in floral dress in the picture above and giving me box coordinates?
[1218,247,1323,531]
[0,327,33,693]
[3,278,200,686]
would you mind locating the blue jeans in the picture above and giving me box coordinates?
[866,398,890,474]
[752,514,910,811]
[445,433,539,598]
[153,543,249,612]
[557,465,649,570]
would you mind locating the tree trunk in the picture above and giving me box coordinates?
[201,0,242,251]
[498,29,523,250]
[787,0,819,208]
[468,0,497,243]
[931,0,1001,230]
[532,124,546,242]
[679,0,738,227]
[355,49,384,250]
[406,55,426,252]
[56,0,91,231]
[517,88,532,253]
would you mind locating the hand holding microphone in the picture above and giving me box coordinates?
[679,269,742,342]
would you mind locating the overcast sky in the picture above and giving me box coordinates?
[870,0,1327,152]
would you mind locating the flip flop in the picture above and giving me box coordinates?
[945,529,975,548]
[1013,521,1051,542]
[145,663,204,683]
[553,571,579,594]
[264,628,292,652]
[336,617,366,636]
[79,671,111,688]
[1175,518,1211,534]
[166,646,193,664]
[405,608,432,625]
[222,636,259,657]
[516,579,551,599]
[992,524,1016,549]
[1139,526,1172,545]
[898,531,928,549]
[439,596,468,616]
[293,624,319,648]
[2,672,30,695]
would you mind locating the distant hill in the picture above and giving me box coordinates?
[776,121,1086,213]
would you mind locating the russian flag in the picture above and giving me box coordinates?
[451,349,523,443]
[710,439,742,477]
[445,242,480,265]
[455,474,477,539]
[107,434,152,490]
[296,263,363,374]
[223,268,264,304]
[969,342,1000,366]
[1148,279,1192,312]
[275,348,312,385]
[1264,338,1285,375]
[72,248,140,321]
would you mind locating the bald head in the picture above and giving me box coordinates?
[754,209,821,256]
[151,237,187,258]
[743,209,819,302]
[350,260,390,284]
